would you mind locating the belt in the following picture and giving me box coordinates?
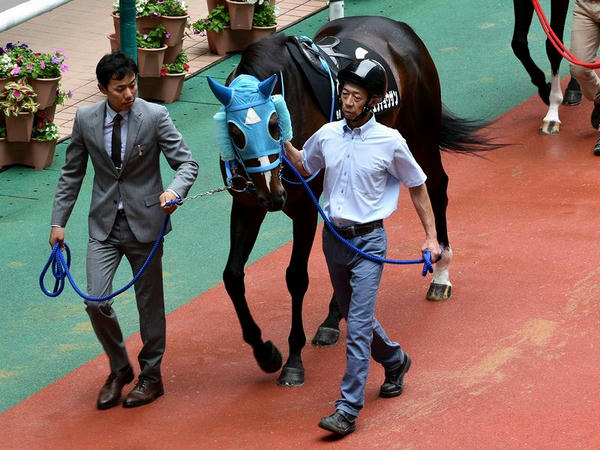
[333,219,383,238]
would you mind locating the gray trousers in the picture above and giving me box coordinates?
[570,0,600,103]
[85,213,165,383]
[322,226,404,418]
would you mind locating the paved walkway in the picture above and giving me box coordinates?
[0,0,326,140]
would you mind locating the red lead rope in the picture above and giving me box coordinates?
[532,0,600,69]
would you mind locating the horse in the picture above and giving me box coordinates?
[209,16,497,387]
[511,0,581,134]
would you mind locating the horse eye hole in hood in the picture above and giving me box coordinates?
[268,112,280,141]
[228,122,246,150]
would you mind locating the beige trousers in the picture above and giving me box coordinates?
[570,0,600,102]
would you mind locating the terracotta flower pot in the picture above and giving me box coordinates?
[0,77,16,92]
[226,0,255,30]
[28,76,60,109]
[107,33,120,52]
[137,15,161,35]
[206,0,226,10]
[207,28,253,55]
[5,112,34,143]
[252,25,277,43]
[160,15,189,47]
[164,37,184,65]
[138,72,185,103]
[0,138,56,170]
[112,12,120,39]
[137,45,168,78]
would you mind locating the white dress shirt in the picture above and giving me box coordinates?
[301,115,426,227]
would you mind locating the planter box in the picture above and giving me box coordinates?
[226,0,254,30]
[5,112,34,143]
[138,73,185,103]
[108,33,119,52]
[252,25,277,42]
[112,13,161,38]
[137,45,168,78]
[0,138,57,170]
[28,76,60,109]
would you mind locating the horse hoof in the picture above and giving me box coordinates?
[562,90,582,106]
[277,366,305,387]
[426,283,452,302]
[311,326,340,346]
[253,340,283,373]
[538,121,560,135]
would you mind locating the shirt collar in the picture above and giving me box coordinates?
[105,101,130,124]
[341,114,376,141]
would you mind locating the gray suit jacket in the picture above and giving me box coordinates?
[52,99,198,243]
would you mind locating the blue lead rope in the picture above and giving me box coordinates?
[281,154,441,276]
[40,202,176,301]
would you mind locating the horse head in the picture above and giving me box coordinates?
[208,73,292,212]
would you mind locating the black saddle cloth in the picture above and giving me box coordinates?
[285,36,401,121]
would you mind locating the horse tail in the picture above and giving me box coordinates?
[439,106,502,154]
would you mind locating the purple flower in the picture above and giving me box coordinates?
[51,56,61,64]
[143,34,148,40]
[25,64,32,69]
[40,60,45,69]
[6,43,14,50]
[10,66,20,75]
[165,31,171,38]
[19,43,28,49]
[158,0,164,3]
[0,49,4,56]
[67,90,72,98]
[60,64,68,72]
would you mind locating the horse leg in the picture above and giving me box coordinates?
[224,201,282,374]
[512,0,551,105]
[277,199,319,386]
[311,295,342,346]
[424,162,453,302]
[540,0,573,134]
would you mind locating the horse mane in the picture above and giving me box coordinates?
[236,34,294,80]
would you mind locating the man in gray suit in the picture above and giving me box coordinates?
[49,52,198,410]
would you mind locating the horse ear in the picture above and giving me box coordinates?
[207,76,233,106]
[258,74,278,98]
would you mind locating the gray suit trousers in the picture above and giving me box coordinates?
[85,213,165,382]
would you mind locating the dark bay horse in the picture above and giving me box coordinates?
[512,0,581,134]
[215,16,496,387]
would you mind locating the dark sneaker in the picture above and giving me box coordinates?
[379,353,412,398]
[591,103,600,130]
[318,410,356,435]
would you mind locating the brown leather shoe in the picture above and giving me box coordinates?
[122,377,164,408]
[97,366,134,410]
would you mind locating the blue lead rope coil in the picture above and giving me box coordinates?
[40,201,176,301]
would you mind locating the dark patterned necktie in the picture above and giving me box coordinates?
[111,113,122,168]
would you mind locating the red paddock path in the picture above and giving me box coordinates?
[1,94,599,448]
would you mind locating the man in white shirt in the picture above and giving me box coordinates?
[285,59,440,435]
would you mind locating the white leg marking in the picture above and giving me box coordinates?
[432,245,453,286]
[542,75,563,125]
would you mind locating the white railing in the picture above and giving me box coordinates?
[0,0,72,33]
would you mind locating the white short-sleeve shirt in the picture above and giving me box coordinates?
[302,115,426,227]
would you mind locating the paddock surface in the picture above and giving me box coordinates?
[1,0,599,448]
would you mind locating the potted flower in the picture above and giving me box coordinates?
[136,24,168,77]
[26,50,68,109]
[226,0,256,30]
[192,5,238,56]
[139,50,189,103]
[0,50,15,91]
[27,111,59,169]
[252,1,276,40]
[0,79,39,142]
